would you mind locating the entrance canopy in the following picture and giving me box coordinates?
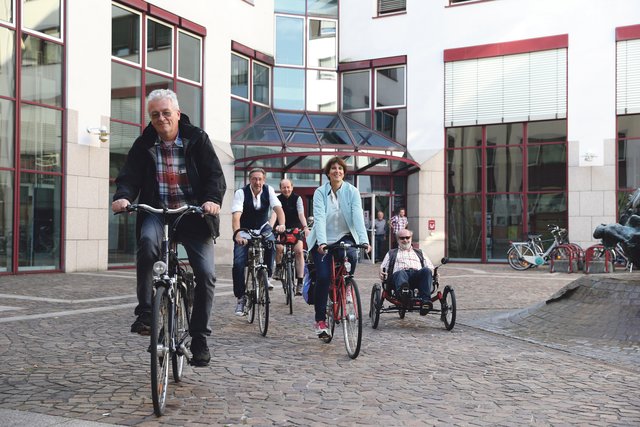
[232,110,419,175]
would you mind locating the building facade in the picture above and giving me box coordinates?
[1,0,639,274]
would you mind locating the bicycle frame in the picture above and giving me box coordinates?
[510,238,559,266]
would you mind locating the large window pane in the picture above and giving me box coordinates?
[111,61,141,123]
[274,67,305,110]
[0,0,12,22]
[0,170,13,272]
[376,66,405,107]
[308,19,336,68]
[231,98,250,136]
[20,105,61,172]
[527,144,566,191]
[112,5,140,63]
[527,192,567,235]
[447,195,482,260]
[618,139,640,189]
[275,0,305,15]
[486,146,523,193]
[446,126,482,148]
[447,148,481,193]
[109,121,140,178]
[342,71,369,110]
[276,16,304,66]
[23,0,60,38]
[618,114,640,139]
[176,81,201,128]
[307,69,336,112]
[178,31,201,83]
[0,27,15,97]
[0,98,14,168]
[486,123,523,146]
[231,54,249,99]
[375,108,406,144]
[18,173,61,270]
[308,0,338,17]
[21,35,62,107]
[253,62,270,105]
[147,19,172,73]
[345,111,371,127]
[487,194,523,261]
[108,183,136,266]
[527,119,566,143]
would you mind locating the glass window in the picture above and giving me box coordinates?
[375,108,406,144]
[109,121,140,175]
[342,71,370,110]
[527,119,566,143]
[447,148,481,194]
[274,67,305,110]
[486,146,523,193]
[447,126,482,148]
[345,111,371,127]
[527,192,567,235]
[21,35,62,107]
[231,98,250,136]
[447,194,482,260]
[618,114,640,139]
[176,81,201,127]
[178,31,201,83]
[18,172,61,270]
[486,123,523,146]
[22,0,61,38]
[307,69,336,112]
[275,0,305,14]
[110,61,141,123]
[617,114,640,190]
[231,54,249,99]
[308,0,338,17]
[376,66,405,107]
[276,15,304,66]
[486,194,523,261]
[0,170,13,272]
[112,4,140,63]
[253,62,269,105]
[0,98,14,168]
[147,19,172,74]
[0,0,12,23]
[527,144,566,191]
[0,27,15,97]
[378,0,406,15]
[20,105,62,172]
[308,19,336,68]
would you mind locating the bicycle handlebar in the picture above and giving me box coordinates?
[119,203,204,216]
[233,227,273,241]
[322,241,369,253]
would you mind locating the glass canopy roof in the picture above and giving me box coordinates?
[231,110,419,175]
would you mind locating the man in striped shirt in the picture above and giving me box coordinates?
[379,229,434,315]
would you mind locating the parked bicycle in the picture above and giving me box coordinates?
[320,241,367,359]
[275,228,304,315]
[507,224,568,270]
[118,203,198,417]
[233,227,272,336]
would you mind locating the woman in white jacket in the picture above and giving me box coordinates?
[306,156,370,338]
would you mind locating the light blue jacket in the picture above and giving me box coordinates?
[307,181,370,248]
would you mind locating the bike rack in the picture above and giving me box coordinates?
[584,244,615,274]
[550,243,584,273]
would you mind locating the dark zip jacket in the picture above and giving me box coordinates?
[112,113,226,240]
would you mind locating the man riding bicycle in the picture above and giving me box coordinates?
[111,89,225,367]
[270,178,310,296]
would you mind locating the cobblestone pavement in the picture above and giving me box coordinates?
[1,262,639,426]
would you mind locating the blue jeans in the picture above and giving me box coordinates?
[232,232,275,298]
[136,213,216,339]
[391,268,432,301]
[311,235,358,322]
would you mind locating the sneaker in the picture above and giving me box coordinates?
[420,300,433,316]
[315,320,331,338]
[235,297,246,316]
[272,264,282,281]
[267,279,274,290]
[295,282,303,296]
[190,337,211,367]
[131,313,151,335]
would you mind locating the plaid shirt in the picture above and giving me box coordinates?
[390,215,408,234]
[156,137,194,208]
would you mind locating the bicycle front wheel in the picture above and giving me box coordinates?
[150,287,170,416]
[173,278,193,382]
[257,268,270,336]
[341,278,362,359]
[285,260,294,315]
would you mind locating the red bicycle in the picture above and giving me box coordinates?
[320,241,367,359]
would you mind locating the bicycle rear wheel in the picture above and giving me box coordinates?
[441,285,456,331]
[257,268,269,336]
[285,260,294,315]
[341,278,362,359]
[150,287,170,416]
[173,277,193,382]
